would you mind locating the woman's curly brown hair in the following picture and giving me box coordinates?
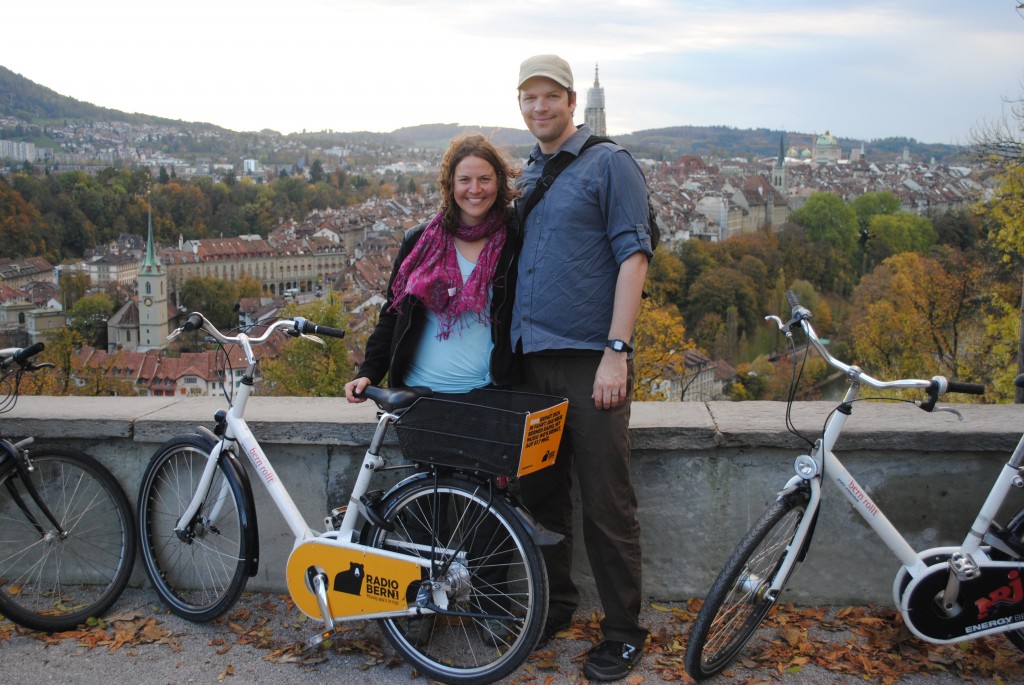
[437,133,521,233]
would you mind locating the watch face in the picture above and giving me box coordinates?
[144,297,153,306]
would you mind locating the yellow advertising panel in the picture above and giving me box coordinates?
[517,399,567,476]
[286,540,423,620]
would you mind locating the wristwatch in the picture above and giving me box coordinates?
[606,339,633,353]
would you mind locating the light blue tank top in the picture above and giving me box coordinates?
[403,250,494,393]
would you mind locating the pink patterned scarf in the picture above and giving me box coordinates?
[390,209,507,340]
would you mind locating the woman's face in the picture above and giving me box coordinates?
[453,155,498,227]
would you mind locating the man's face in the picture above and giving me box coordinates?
[518,77,576,152]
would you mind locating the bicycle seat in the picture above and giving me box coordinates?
[357,386,432,412]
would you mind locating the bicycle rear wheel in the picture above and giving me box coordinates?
[685,488,810,680]
[0,445,136,632]
[367,474,548,685]
[137,435,250,622]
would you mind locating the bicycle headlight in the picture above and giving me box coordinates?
[794,454,818,479]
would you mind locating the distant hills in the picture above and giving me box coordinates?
[0,66,965,163]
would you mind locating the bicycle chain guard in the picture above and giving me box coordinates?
[286,539,423,620]
[899,552,1024,642]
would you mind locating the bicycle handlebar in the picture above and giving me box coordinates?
[0,342,52,372]
[169,312,345,347]
[776,290,985,405]
[293,316,346,340]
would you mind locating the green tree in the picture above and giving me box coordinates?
[787,192,860,293]
[309,159,326,184]
[180,277,237,331]
[851,191,901,237]
[863,212,937,271]
[259,295,349,396]
[68,293,115,348]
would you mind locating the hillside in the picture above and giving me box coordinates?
[0,66,219,129]
[0,65,964,163]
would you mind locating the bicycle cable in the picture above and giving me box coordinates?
[784,334,815,449]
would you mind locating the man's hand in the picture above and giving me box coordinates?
[593,350,628,409]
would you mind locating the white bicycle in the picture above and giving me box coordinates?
[680,291,1024,680]
[136,312,566,685]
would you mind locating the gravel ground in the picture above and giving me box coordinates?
[2,588,1022,685]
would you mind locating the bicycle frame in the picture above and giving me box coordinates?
[173,329,442,626]
[765,311,1024,643]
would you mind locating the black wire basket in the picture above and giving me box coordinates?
[394,388,568,477]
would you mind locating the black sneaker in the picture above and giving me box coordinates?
[582,640,642,681]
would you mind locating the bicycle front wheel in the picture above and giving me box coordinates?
[368,475,548,685]
[685,488,810,680]
[0,445,136,632]
[137,435,250,622]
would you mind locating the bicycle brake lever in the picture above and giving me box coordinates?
[764,315,795,339]
[299,333,326,347]
[932,406,964,421]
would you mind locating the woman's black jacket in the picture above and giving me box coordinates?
[354,221,521,389]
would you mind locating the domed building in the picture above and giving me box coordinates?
[812,130,840,165]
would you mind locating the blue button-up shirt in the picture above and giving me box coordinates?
[512,125,654,354]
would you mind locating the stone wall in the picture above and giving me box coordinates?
[5,396,1022,605]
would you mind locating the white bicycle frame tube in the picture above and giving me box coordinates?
[768,382,927,595]
[173,332,435,571]
[175,335,312,542]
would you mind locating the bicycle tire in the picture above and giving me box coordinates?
[137,434,250,622]
[367,474,548,685]
[685,488,810,680]
[0,445,136,632]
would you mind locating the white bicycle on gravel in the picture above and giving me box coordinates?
[136,312,568,685]
[681,291,1024,680]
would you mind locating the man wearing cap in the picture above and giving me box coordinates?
[513,54,652,681]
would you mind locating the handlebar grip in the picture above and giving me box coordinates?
[181,312,205,332]
[785,290,801,309]
[946,380,985,395]
[13,342,44,365]
[294,317,346,339]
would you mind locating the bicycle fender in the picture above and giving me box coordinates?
[510,504,564,547]
[215,443,261,577]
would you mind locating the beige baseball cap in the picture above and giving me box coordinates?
[517,54,574,90]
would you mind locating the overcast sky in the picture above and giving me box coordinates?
[2,0,1022,144]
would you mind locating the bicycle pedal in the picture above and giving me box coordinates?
[306,627,340,650]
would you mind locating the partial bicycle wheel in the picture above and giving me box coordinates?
[137,434,250,622]
[999,505,1024,652]
[367,474,548,685]
[685,487,811,680]
[0,445,136,632]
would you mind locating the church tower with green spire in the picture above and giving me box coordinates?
[137,204,170,350]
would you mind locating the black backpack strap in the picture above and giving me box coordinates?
[517,136,613,224]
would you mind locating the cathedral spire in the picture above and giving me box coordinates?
[584,61,606,136]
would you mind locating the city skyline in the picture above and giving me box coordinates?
[2,1,1022,145]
